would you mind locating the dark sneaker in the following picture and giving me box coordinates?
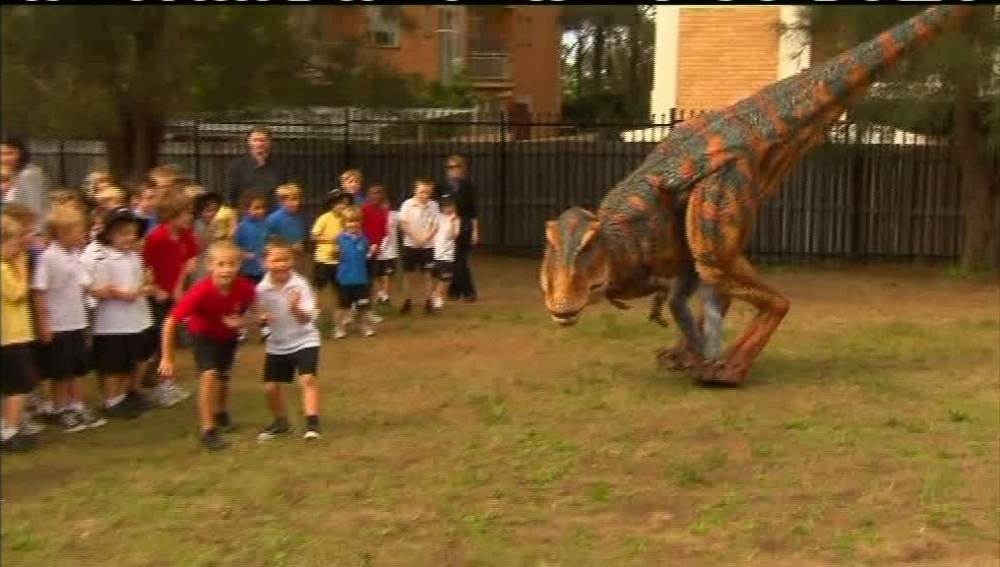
[124,390,152,414]
[103,400,141,420]
[215,412,234,433]
[201,429,228,451]
[424,299,435,314]
[399,299,412,315]
[59,410,88,434]
[2,432,38,453]
[256,419,290,442]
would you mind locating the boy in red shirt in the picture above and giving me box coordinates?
[158,240,256,451]
[142,190,198,407]
[360,183,388,324]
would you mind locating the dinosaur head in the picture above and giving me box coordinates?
[540,207,612,326]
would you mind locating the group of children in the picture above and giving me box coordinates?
[1,159,469,453]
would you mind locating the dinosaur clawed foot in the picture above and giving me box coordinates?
[689,358,746,388]
[655,345,702,371]
[648,313,669,327]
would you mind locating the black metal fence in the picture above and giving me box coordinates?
[28,109,996,261]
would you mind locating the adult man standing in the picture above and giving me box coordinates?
[439,155,480,302]
[225,126,288,210]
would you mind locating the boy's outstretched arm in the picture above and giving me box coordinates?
[158,315,178,378]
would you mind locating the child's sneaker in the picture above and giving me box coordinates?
[303,429,321,440]
[256,418,290,442]
[424,299,435,315]
[215,411,234,433]
[155,380,189,407]
[123,390,153,413]
[1,432,37,453]
[334,326,347,339]
[58,409,88,434]
[20,415,46,435]
[363,325,376,338]
[103,399,141,420]
[201,429,228,451]
[77,406,108,429]
[399,299,412,315]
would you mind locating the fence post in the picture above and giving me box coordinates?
[343,107,352,169]
[191,119,201,184]
[58,139,67,188]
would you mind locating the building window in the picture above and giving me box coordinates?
[369,7,401,48]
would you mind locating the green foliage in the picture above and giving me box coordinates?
[791,6,1000,148]
[560,6,654,124]
[0,6,430,139]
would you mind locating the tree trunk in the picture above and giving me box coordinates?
[628,7,641,118]
[575,34,584,98]
[952,81,999,271]
[591,23,606,93]
[107,103,165,186]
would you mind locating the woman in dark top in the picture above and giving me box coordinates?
[440,155,480,302]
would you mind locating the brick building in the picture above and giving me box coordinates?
[323,6,563,120]
[650,6,811,114]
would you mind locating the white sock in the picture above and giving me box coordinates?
[71,401,84,412]
[2,426,17,441]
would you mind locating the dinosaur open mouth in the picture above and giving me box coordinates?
[551,312,580,326]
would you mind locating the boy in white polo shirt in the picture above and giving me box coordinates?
[254,240,323,441]
[32,203,108,432]
[87,209,156,420]
[397,178,439,315]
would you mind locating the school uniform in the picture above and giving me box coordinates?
[432,214,460,282]
[398,198,439,273]
[31,242,90,380]
[87,247,154,375]
[256,272,321,383]
[375,210,400,277]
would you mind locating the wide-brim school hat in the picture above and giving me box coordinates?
[100,207,146,242]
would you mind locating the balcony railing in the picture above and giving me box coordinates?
[466,54,509,80]
[468,36,507,55]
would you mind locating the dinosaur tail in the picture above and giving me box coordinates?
[781,6,973,130]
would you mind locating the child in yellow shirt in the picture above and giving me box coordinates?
[310,190,351,333]
[1,212,38,452]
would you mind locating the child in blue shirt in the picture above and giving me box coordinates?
[334,207,375,338]
[234,193,269,284]
[265,183,308,278]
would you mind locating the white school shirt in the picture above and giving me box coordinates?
[398,198,439,249]
[80,240,108,311]
[31,242,88,332]
[256,272,321,356]
[433,214,459,262]
[377,210,400,261]
[88,247,152,335]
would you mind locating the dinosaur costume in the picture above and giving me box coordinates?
[540,6,972,386]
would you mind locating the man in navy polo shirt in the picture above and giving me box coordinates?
[225,126,288,211]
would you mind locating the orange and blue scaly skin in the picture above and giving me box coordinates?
[589,6,972,384]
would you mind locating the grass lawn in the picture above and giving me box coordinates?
[2,254,998,566]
